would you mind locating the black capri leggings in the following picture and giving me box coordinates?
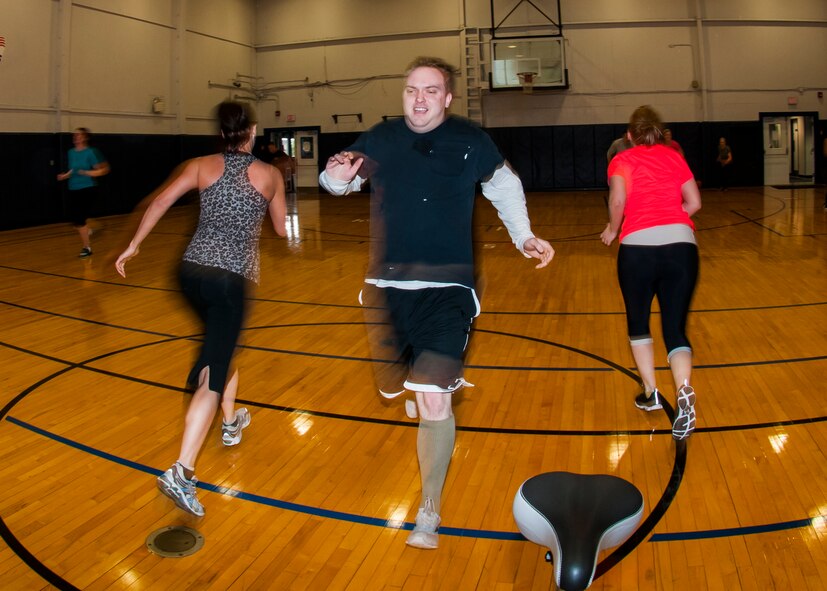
[617,242,699,357]
[178,261,249,394]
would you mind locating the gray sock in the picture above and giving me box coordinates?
[416,415,456,514]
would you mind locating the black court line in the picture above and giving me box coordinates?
[4,413,818,547]
[5,286,827,431]
[2,188,813,253]
[0,516,79,591]
[1,396,820,590]
[0,190,818,587]
[3,298,826,377]
[4,308,827,432]
[2,273,825,315]
[731,209,788,236]
[5,336,825,437]
[0,299,179,337]
[0,335,684,589]
[1,332,823,587]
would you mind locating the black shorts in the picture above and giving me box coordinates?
[67,186,97,227]
[362,284,479,393]
[178,261,249,394]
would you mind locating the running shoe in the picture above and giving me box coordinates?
[634,388,663,411]
[157,462,204,517]
[672,382,697,440]
[222,407,251,446]
[406,497,440,549]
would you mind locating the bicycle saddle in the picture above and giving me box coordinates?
[513,472,644,590]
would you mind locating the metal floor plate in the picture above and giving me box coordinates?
[146,526,205,558]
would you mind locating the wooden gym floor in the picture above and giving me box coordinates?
[0,186,825,590]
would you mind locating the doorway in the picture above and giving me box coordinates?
[760,112,817,186]
[262,126,321,191]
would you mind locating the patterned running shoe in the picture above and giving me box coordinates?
[157,462,204,517]
[222,407,251,446]
[672,382,697,440]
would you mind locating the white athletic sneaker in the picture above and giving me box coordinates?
[222,407,251,446]
[406,497,440,549]
[157,462,205,517]
[634,388,663,411]
[672,382,696,440]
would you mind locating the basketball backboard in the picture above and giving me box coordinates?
[490,36,567,91]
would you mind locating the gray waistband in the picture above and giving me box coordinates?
[621,224,696,246]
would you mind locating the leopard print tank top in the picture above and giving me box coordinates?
[182,152,269,283]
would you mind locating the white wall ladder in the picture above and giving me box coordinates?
[462,27,485,126]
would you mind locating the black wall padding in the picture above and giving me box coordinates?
[484,120,784,193]
[0,133,63,230]
[2,119,823,231]
[531,127,556,189]
[0,133,220,231]
[571,126,596,189]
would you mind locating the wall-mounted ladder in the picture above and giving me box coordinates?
[462,27,485,126]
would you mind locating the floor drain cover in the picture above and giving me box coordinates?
[146,526,205,557]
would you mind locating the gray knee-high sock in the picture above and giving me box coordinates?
[417,415,456,514]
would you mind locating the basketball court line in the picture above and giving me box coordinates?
[2,290,824,586]
[3,269,826,314]
[2,415,819,544]
[2,320,825,435]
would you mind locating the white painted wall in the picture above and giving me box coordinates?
[252,0,827,131]
[0,0,55,131]
[256,35,460,133]
[0,0,256,133]
[255,0,461,45]
[0,0,824,134]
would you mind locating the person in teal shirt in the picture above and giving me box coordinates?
[57,127,110,257]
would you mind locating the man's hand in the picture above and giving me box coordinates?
[325,151,364,181]
[523,237,554,269]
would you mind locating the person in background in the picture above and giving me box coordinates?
[716,137,733,190]
[115,102,287,516]
[56,127,110,258]
[663,128,685,159]
[319,56,554,549]
[601,105,702,441]
[266,141,296,192]
[607,135,633,164]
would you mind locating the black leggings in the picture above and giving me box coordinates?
[617,242,698,357]
[178,261,249,394]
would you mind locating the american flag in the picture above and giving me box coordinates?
[0,36,5,47]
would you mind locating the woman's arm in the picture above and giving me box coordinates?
[681,178,702,217]
[269,167,287,237]
[601,174,627,245]
[115,159,199,277]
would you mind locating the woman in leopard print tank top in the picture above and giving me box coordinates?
[115,102,287,516]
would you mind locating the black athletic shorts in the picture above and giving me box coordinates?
[363,284,478,393]
[67,186,97,227]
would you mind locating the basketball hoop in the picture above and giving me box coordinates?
[517,72,536,94]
